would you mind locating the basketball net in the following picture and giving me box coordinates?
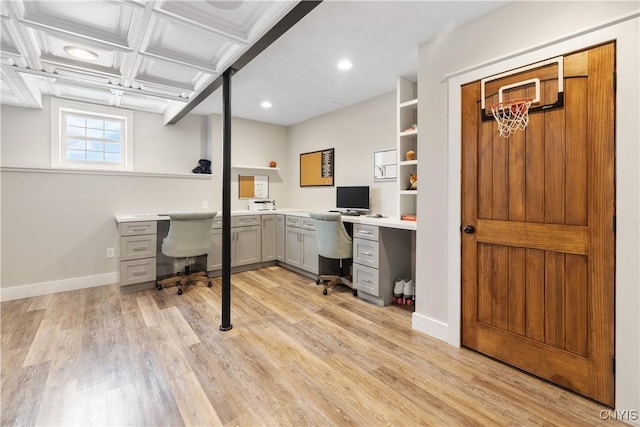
[490,98,533,138]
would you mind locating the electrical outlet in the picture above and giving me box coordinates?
[106,248,115,258]
[202,200,208,209]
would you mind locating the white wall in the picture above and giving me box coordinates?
[286,91,397,215]
[1,99,288,298]
[415,0,639,417]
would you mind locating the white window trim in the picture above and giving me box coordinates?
[51,98,134,171]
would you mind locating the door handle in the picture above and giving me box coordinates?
[462,225,475,234]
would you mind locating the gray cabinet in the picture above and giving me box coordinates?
[276,214,285,262]
[234,225,261,266]
[261,215,277,262]
[207,216,223,271]
[208,215,262,270]
[118,221,157,286]
[352,223,411,306]
[284,215,318,274]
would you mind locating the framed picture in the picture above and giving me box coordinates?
[300,148,334,187]
[374,149,397,181]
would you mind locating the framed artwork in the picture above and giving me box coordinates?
[300,148,334,187]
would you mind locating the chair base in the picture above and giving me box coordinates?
[156,271,212,295]
[317,274,357,296]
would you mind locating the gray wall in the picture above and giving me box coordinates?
[415,0,639,416]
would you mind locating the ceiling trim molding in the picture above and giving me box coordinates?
[165,0,323,125]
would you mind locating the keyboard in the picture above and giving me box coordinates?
[342,211,361,216]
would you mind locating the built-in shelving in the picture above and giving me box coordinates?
[397,77,418,219]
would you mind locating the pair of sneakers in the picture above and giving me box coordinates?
[393,278,415,306]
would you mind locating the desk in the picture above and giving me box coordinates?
[115,210,416,304]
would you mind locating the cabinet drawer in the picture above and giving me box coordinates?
[120,258,156,285]
[300,217,315,231]
[353,263,379,296]
[120,221,157,236]
[353,238,379,269]
[286,215,301,227]
[120,235,157,261]
[233,215,260,227]
[353,223,379,241]
[212,216,223,229]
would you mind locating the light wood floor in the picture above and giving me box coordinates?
[1,266,620,426]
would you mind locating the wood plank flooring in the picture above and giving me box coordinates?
[1,266,621,426]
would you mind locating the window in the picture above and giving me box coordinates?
[51,99,133,171]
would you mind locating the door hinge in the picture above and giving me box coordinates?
[613,71,617,92]
[613,215,616,233]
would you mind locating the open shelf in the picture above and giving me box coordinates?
[232,165,281,172]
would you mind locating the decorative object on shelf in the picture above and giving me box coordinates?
[406,173,417,190]
[269,160,277,168]
[401,214,417,221]
[192,159,211,174]
[405,150,415,161]
[374,149,397,181]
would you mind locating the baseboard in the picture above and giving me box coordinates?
[412,312,451,344]
[0,272,118,302]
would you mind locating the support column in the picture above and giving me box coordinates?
[220,68,234,331]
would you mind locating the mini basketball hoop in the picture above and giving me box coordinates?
[490,98,533,138]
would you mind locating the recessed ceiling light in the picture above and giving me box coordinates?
[261,101,272,109]
[64,46,99,61]
[337,59,353,70]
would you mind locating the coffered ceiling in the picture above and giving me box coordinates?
[0,0,296,122]
[1,1,509,126]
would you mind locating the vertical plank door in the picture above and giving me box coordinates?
[461,43,615,406]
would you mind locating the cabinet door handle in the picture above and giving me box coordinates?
[362,251,372,256]
[362,279,372,283]
[132,227,147,232]
[132,271,146,276]
[359,230,372,235]
[133,247,147,252]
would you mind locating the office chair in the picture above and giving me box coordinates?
[156,211,216,295]
[309,212,356,296]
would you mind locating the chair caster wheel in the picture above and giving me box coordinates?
[316,279,320,285]
[352,289,358,296]
[156,284,163,290]
[177,289,183,295]
[207,281,213,287]
[323,289,328,295]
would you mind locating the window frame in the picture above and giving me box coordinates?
[51,99,134,171]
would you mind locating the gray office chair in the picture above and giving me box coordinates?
[156,211,216,295]
[309,212,356,296]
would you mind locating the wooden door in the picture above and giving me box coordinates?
[461,43,615,405]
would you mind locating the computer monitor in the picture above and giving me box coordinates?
[336,186,370,213]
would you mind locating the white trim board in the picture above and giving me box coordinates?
[0,272,117,302]
[446,16,639,416]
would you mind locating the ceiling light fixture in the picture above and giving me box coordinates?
[261,101,272,109]
[337,59,353,70]
[63,46,99,61]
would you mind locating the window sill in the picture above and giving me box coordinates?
[0,166,213,179]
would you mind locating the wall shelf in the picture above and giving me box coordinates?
[232,165,281,172]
